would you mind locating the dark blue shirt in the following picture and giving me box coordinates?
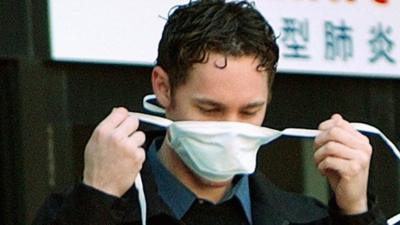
[147,137,253,224]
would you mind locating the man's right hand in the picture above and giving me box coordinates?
[83,107,146,197]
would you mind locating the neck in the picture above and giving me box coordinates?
[157,137,232,203]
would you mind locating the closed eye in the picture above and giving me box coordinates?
[198,106,223,115]
[241,110,258,116]
[192,97,225,115]
[240,102,265,116]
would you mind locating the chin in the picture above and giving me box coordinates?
[198,176,233,188]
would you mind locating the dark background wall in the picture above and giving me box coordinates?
[0,0,399,224]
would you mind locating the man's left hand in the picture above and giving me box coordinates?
[314,114,372,215]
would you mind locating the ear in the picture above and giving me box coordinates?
[151,66,172,108]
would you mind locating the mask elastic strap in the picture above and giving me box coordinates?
[388,213,400,225]
[143,94,166,114]
[129,112,172,225]
[279,123,400,161]
[129,112,172,127]
[134,174,146,225]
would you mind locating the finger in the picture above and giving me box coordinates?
[318,114,347,130]
[318,157,362,178]
[314,126,366,150]
[330,116,364,138]
[319,114,358,136]
[133,147,146,166]
[98,107,129,131]
[318,114,344,131]
[314,141,360,165]
[113,116,140,138]
[315,113,370,150]
[127,144,146,169]
[319,114,365,139]
[127,131,146,147]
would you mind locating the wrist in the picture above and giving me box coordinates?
[339,198,368,215]
[83,177,123,197]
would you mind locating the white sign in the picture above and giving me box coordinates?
[48,0,400,78]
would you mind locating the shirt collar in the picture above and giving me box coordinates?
[147,137,253,224]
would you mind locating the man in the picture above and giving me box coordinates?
[33,1,387,225]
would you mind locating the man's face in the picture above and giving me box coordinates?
[166,52,269,125]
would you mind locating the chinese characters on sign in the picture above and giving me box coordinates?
[325,21,353,62]
[281,18,310,59]
[279,18,397,66]
[369,23,396,64]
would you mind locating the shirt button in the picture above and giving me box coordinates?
[198,199,205,204]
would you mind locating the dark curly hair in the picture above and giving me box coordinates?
[156,0,279,99]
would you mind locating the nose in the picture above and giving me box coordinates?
[222,113,244,123]
[219,111,264,126]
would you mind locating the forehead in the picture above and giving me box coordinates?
[175,53,269,101]
[190,53,267,83]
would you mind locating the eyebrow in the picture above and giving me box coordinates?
[192,97,225,108]
[242,101,266,109]
[192,96,266,109]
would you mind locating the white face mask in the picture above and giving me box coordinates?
[167,120,281,182]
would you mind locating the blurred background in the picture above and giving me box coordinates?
[1,0,399,224]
